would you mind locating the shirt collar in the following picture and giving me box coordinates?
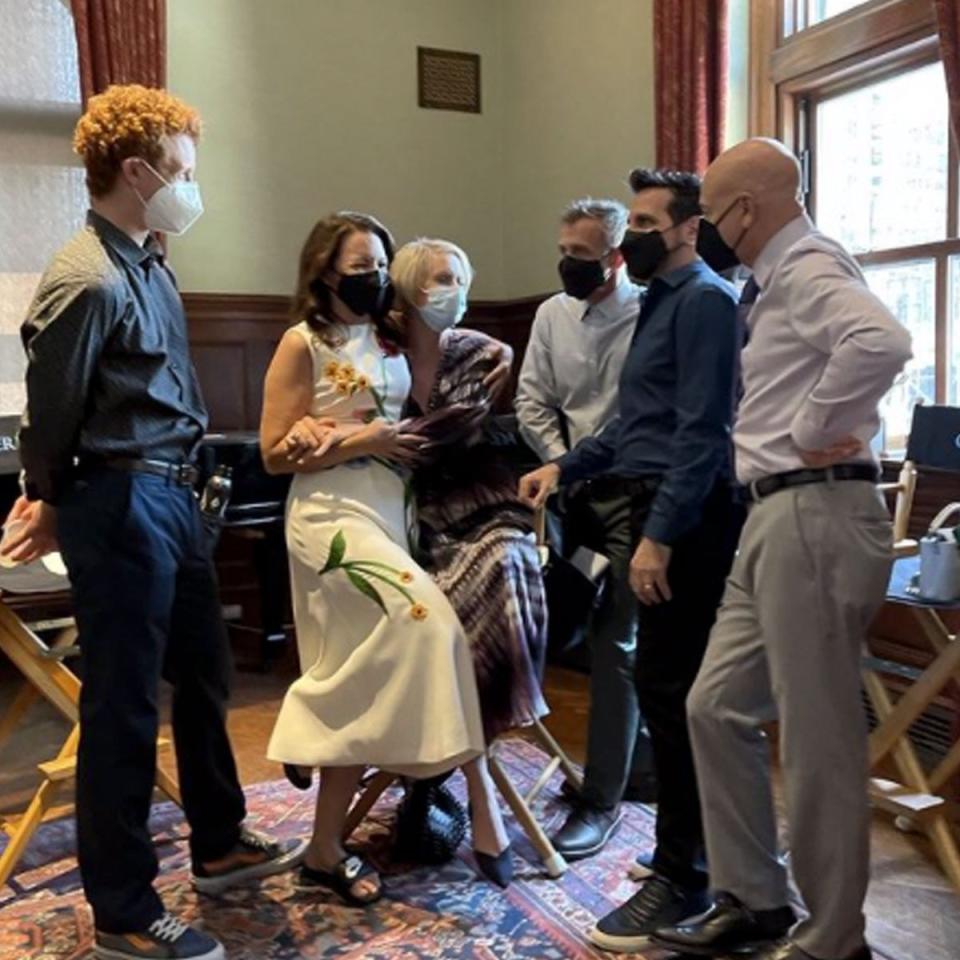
[582,268,638,320]
[87,210,163,267]
[752,213,813,290]
[651,259,709,291]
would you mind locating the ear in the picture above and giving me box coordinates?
[608,247,625,269]
[678,214,701,247]
[119,156,146,190]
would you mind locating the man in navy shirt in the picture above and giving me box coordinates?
[520,169,743,952]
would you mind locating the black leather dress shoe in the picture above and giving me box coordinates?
[652,892,796,956]
[746,941,871,960]
[550,805,623,860]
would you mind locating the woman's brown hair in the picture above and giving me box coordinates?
[291,211,396,347]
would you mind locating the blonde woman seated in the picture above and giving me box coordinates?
[392,238,549,745]
[260,213,513,904]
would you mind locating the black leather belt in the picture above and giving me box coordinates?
[97,457,199,486]
[738,463,878,504]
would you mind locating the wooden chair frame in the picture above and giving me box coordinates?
[0,595,181,887]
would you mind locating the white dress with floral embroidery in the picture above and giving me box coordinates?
[267,321,484,776]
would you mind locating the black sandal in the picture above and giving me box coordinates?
[293,854,382,906]
[283,763,313,791]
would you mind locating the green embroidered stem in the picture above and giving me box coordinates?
[317,528,418,614]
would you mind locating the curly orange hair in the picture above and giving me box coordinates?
[73,84,202,197]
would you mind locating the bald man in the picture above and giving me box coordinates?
[652,139,911,960]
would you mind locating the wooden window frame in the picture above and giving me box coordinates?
[749,0,960,420]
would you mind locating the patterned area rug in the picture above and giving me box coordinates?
[0,739,902,959]
[1,739,655,959]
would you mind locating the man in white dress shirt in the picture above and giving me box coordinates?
[516,199,656,861]
[653,139,912,960]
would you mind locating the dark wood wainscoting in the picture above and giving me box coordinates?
[183,291,551,431]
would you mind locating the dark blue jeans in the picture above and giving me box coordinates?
[57,468,246,933]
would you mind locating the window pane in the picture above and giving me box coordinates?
[949,256,960,404]
[0,0,83,415]
[815,63,949,254]
[0,0,80,103]
[808,0,871,26]
[863,261,936,455]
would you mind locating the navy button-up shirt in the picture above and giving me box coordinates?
[557,260,738,544]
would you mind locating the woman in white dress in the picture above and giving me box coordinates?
[260,212,513,904]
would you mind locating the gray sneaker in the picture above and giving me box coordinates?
[95,913,224,959]
[192,827,307,894]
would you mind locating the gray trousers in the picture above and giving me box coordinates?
[569,489,655,810]
[687,481,892,959]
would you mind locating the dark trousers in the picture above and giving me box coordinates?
[57,469,246,933]
[564,488,656,810]
[629,481,743,891]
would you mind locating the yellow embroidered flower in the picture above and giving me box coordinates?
[340,362,356,378]
[323,360,341,378]
[400,571,414,584]
[410,603,428,621]
[356,374,371,390]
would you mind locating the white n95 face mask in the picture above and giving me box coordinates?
[419,285,468,332]
[135,162,204,235]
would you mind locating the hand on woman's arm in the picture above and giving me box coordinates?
[261,332,428,474]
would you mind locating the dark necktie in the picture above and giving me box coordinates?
[734,276,760,410]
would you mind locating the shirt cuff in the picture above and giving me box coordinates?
[641,508,682,547]
[790,406,830,453]
[556,450,587,485]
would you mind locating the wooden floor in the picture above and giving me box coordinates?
[1,661,958,959]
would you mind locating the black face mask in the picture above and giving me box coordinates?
[558,255,608,300]
[310,270,393,320]
[619,228,668,282]
[696,201,746,273]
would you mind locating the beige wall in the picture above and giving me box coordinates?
[167,0,505,297]
[500,0,655,297]
[166,0,657,299]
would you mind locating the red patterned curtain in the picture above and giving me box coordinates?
[70,0,166,104]
[935,0,960,145]
[654,0,728,173]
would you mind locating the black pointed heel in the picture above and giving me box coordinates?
[283,763,313,791]
[475,845,514,888]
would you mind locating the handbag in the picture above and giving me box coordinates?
[393,775,468,865]
[914,503,960,603]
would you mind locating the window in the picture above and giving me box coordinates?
[0,0,84,415]
[783,0,876,37]
[809,60,958,453]
[754,0,947,457]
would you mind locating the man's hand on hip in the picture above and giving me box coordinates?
[518,462,561,509]
[797,434,863,469]
[630,536,673,605]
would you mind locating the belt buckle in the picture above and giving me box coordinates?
[174,463,193,485]
[824,465,836,485]
[748,478,762,503]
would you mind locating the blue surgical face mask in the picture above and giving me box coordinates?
[419,284,468,332]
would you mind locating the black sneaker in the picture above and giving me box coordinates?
[550,804,623,861]
[192,827,307,893]
[94,913,224,959]
[589,874,709,954]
